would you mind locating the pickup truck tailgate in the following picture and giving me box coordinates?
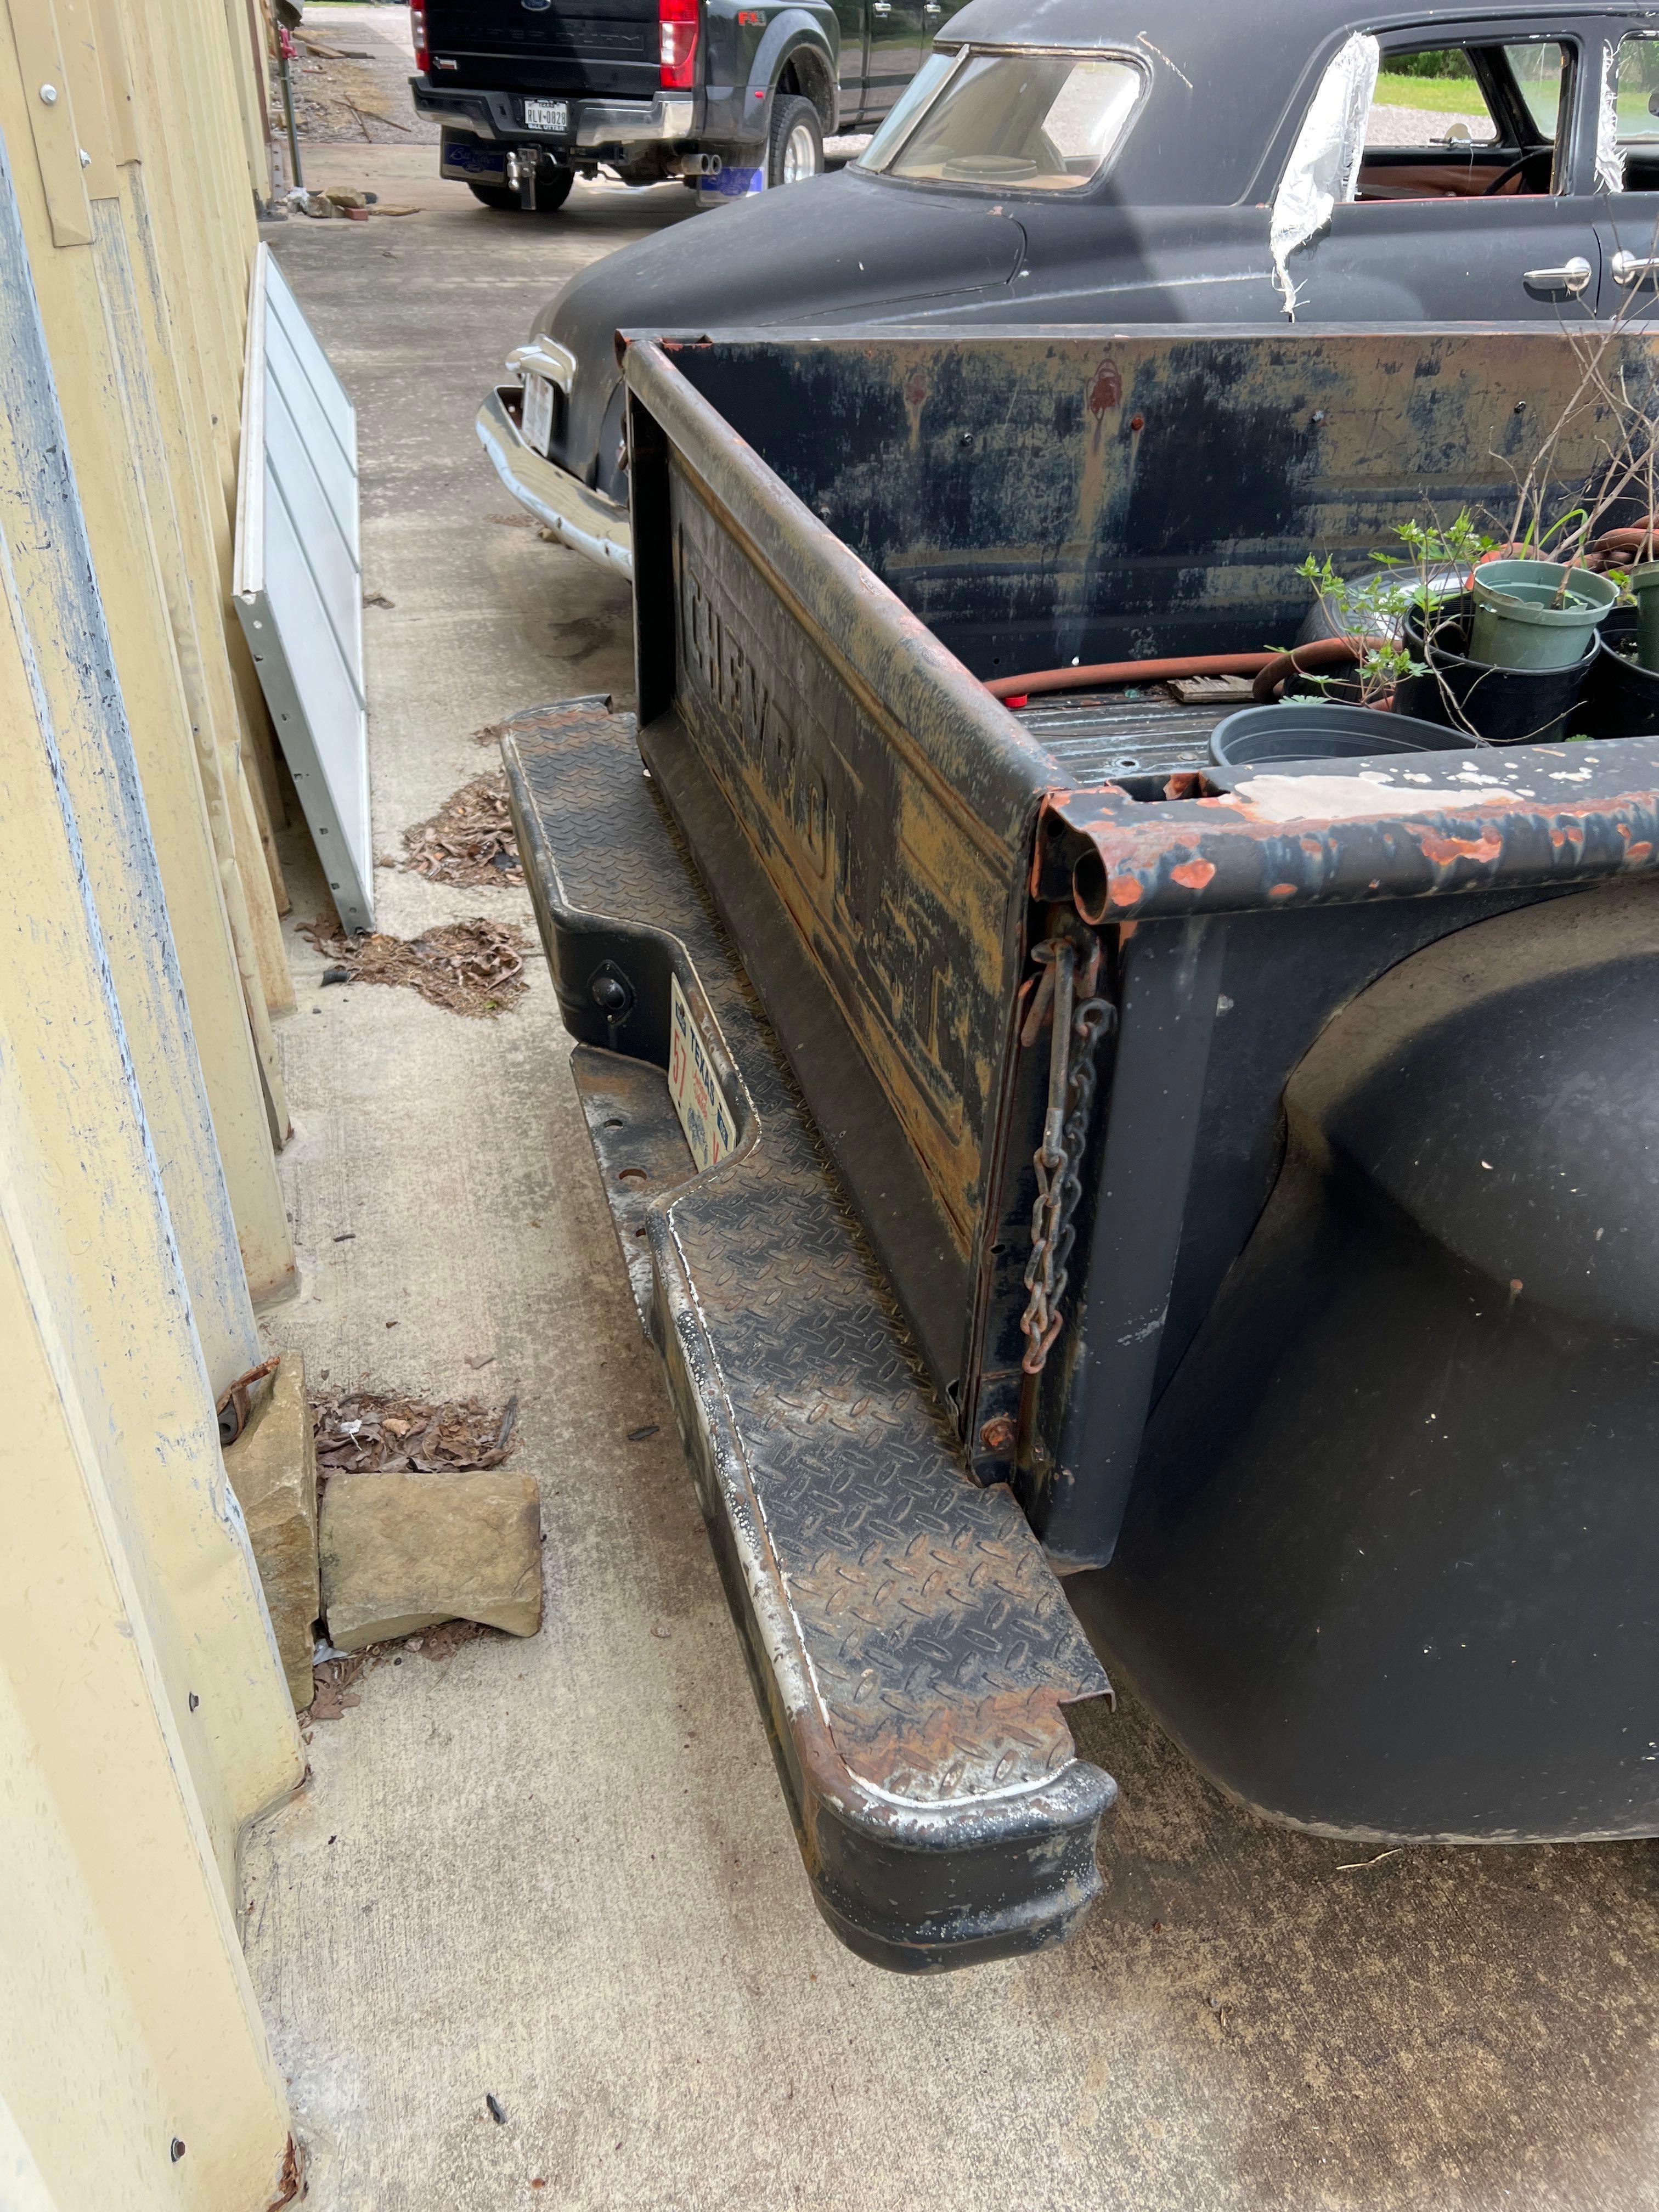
[425,0,659,97]
[504,698,1115,1971]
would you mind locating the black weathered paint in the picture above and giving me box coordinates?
[600,326,1659,1852]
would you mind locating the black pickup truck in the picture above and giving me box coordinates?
[503,321,1659,1970]
[408,0,962,209]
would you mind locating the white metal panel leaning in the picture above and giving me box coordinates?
[234,242,374,934]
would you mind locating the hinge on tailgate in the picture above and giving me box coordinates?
[1018,934,1115,1401]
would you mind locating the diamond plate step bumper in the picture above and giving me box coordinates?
[504,698,1115,1971]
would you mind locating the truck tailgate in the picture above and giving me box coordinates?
[504,697,1115,1971]
[425,0,659,98]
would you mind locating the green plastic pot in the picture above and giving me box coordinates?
[1630,561,1659,673]
[1468,558,1619,670]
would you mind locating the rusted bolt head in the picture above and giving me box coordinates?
[979,1415,1017,1455]
[1128,413,1146,433]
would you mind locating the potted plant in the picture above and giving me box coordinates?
[1212,553,1482,768]
[1467,555,1618,670]
[1296,315,1659,744]
[1302,516,1611,747]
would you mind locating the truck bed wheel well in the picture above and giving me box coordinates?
[777,49,836,134]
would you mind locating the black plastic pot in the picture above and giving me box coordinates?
[1583,607,1659,740]
[1209,701,1481,770]
[1396,597,1595,744]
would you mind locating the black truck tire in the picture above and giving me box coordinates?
[766,95,823,188]
[468,168,575,214]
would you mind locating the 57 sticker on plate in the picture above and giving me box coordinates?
[668,974,737,1172]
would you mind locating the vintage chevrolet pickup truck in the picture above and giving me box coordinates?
[503,323,1659,1969]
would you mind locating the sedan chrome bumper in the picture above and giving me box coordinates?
[475,386,633,579]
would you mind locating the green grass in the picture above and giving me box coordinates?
[1373,72,1490,115]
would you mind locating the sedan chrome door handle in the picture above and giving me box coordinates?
[1523,255,1593,296]
[872,3,890,14]
[1612,250,1659,287]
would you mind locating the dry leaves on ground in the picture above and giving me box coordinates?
[300,913,531,1017]
[290,43,416,146]
[313,1390,520,1477]
[308,1653,368,1722]
[401,772,522,889]
[268,2137,302,2210]
[307,1621,492,1725]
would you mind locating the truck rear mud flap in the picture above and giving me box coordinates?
[504,697,1115,1970]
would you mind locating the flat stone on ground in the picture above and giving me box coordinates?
[319,1469,543,1650]
[222,1352,320,1712]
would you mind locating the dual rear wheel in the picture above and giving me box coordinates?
[467,90,823,213]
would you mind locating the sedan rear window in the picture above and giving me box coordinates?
[857,50,1146,192]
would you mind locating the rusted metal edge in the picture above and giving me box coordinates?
[1036,741,1659,922]
[620,334,1053,849]
[502,698,1116,1972]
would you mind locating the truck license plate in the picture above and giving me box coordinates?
[521,371,555,456]
[669,974,736,1172]
[523,99,569,132]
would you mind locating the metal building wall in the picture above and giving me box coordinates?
[1,2,307,2203]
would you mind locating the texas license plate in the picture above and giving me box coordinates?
[521,371,555,456]
[669,974,736,1172]
[523,99,569,133]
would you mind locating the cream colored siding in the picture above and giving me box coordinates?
[1,1,318,2201]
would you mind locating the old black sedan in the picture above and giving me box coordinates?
[479,0,1659,575]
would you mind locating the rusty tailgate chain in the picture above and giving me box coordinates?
[1019,936,1114,1388]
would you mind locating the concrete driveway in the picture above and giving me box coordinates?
[244,106,1659,2212]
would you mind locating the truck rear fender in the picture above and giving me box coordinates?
[743,12,839,136]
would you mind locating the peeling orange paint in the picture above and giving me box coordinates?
[1170,859,1216,891]
[1415,829,1504,867]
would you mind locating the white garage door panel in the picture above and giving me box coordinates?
[265,374,361,682]
[265,307,356,551]
[267,249,356,473]
[234,244,373,934]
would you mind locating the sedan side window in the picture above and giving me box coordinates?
[1364,47,1499,153]
[1614,34,1659,190]
[1508,42,1571,139]
[1353,40,1571,201]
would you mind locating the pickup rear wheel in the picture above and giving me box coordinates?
[468,169,575,215]
[767,95,823,188]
